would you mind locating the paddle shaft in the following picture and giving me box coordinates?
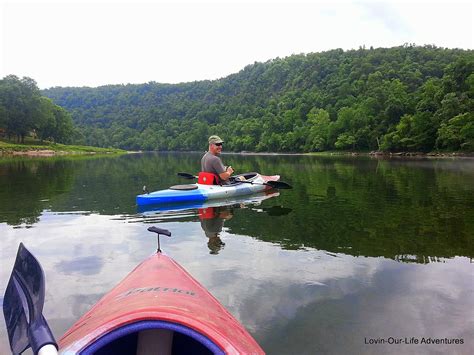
[38,344,58,355]
[177,172,197,179]
[239,179,292,189]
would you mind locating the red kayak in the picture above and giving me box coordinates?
[59,251,263,354]
[3,228,264,355]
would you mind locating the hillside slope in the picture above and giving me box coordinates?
[43,45,474,152]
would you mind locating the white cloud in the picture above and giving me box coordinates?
[1,1,472,88]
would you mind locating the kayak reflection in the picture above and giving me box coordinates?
[136,191,292,255]
[137,191,281,215]
[199,205,234,255]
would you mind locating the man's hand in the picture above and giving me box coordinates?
[219,166,234,181]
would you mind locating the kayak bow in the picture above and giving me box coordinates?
[59,253,263,354]
[3,229,264,355]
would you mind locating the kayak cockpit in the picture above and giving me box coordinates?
[233,172,258,181]
[225,172,258,186]
[80,320,223,355]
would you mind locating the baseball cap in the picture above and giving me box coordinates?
[208,135,224,144]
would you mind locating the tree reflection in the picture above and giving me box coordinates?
[1,153,473,263]
[0,158,75,225]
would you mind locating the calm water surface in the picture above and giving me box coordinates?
[1,153,473,354]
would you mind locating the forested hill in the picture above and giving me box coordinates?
[43,45,474,153]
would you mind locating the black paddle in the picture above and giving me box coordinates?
[3,243,58,355]
[177,172,197,179]
[239,179,292,189]
[177,172,292,189]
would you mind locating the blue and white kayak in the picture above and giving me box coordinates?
[136,172,280,206]
[137,190,280,214]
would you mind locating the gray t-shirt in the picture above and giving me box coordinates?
[201,152,225,175]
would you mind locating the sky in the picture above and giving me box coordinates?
[1,0,473,89]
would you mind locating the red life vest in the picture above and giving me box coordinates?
[198,172,220,185]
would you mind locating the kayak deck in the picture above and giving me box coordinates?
[58,252,264,354]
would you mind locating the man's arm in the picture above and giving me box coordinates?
[211,157,233,181]
[219,166,234,181]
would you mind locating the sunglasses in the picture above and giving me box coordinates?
[214,143,223,147]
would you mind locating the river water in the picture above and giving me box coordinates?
[0,152,473,354]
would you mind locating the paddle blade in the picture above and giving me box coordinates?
[177,172,197,179]
[262,206,293,216]
[267,180,292,189]
[4,274,30,354]
[3,243,57,354]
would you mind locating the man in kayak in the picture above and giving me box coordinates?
[201,135,234,184]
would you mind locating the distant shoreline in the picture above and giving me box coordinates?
[1,145,472,159]
[0,149,127,157]
[0,140,126,157]
[132,150,474,159]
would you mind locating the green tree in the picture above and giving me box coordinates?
[382,112,437,151]
[306,108,331,151]
[0,75,75,143]
[437,113,474,150]
[334,133,356,150]
[331,105,373,150]
[0,75,41,142]
[52,105,74,143]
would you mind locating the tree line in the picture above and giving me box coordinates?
[7,45,474,152]
[0,75,75,143]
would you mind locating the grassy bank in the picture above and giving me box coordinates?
[0,138,126,156]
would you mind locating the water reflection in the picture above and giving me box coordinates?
[0,158,75,225]
[136,189,293,255]
[1,151,473,355]
[55,255,104,275]
[137,191,288,255]
[199,205,232,254]
[0,153,473,263]
[2,213,472,355]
